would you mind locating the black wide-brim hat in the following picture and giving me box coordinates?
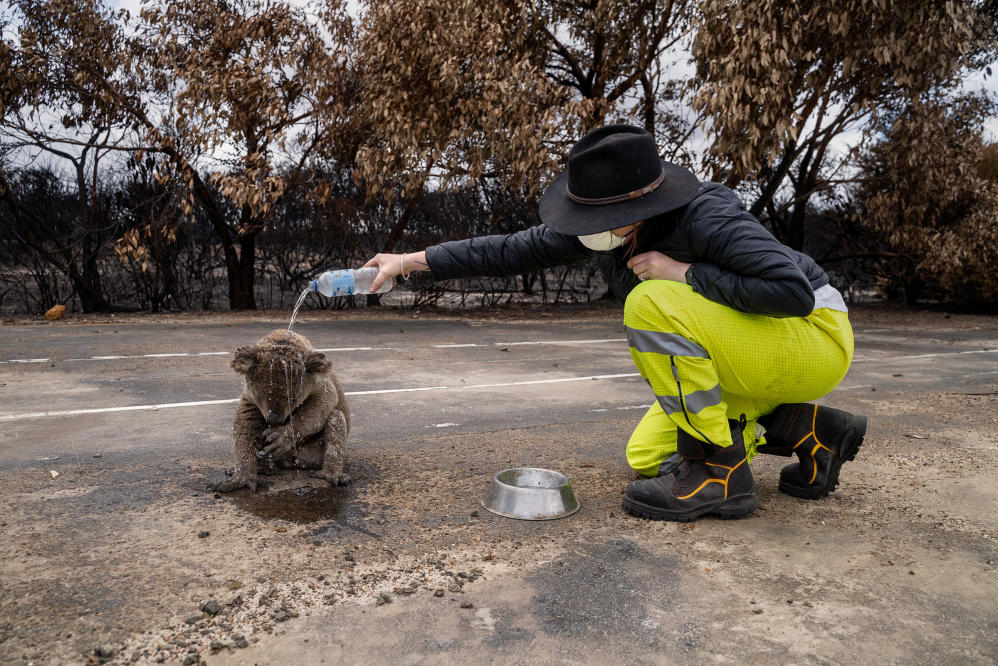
[538,124,700,235]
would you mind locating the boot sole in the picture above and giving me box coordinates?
[621,492,759,522]
[778,415,867,499]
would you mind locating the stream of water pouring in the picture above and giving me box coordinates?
[287,288,311,332]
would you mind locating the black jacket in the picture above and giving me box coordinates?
[425,182,827,318]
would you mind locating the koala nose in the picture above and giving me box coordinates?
[265,411,284,426]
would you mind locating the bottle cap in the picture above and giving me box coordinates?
[308,280,318,292]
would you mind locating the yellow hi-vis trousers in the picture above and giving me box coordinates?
[624,280,854,477]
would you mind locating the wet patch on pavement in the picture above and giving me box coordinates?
[233,485,353,524]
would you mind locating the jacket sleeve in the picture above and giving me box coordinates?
[683,185,815,317]
[424,224,592,280]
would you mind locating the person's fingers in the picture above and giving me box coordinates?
[627,255,649,272]
[626,253,649,270]
[362,256,379,268]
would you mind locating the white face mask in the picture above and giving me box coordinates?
[577,227,634,252]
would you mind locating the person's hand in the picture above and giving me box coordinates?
[362,253,404,292]
[626,251,691,283]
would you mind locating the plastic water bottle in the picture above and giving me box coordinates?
[308,268,392,297]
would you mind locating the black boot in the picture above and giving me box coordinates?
[622,420,758,521]
[758,403,867,499]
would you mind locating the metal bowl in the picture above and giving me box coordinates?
[481,467,580,520]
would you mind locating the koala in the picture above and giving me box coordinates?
[210,329,351,493]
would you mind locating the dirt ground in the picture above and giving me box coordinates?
[0,303,996,665]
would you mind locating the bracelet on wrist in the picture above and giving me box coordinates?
[400,252,412,280]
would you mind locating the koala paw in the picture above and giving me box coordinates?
[208,476,269,493]
[260,425,298,459]
[310,471,352,486]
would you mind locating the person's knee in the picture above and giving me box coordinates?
[624,280,690,330]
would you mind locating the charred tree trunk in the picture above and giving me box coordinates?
[227,232,257,310]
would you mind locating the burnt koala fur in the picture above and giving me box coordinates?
[211,330,351,493]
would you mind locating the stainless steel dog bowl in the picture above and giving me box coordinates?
[481,467,579,520]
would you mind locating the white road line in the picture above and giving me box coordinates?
[503,338,625,347]
[346,386,449,396]
[0,399,242,421]
[0,373,643,422]
[591,403,653,413]
[0,338,628,364]
[852,348,998,362]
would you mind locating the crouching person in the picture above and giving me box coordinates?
[362,124,867,521]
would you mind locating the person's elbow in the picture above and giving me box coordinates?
[756,280,814,317]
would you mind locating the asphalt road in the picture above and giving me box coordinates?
[2,314,995,460]
[1,307,996,665]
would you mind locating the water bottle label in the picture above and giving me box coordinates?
[327,270,355,296]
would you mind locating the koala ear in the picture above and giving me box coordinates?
[305,351,331,374]
[231,346,259,374]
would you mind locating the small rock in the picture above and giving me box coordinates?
[434,590,444,597]
[448,583,462,593]
[344,553,354,562]
[752,609,764,615]
[94,644,115,659]
[197,531,210,539]
[273,610,291,622]
[93,453,102,458]
[184,616,202,625]
[234,637,249,649]
[909,570,915,575]
[460,602,474,609]
[609,511,615,518]
[200,599,221,616]
[803,601,813,608]
[378,592,393,605]
[182,656,197,665]
[210,641,224,651]
[131,651,141,662]
[213,493,221,499]
[276,526,287,533]
[470,510,479,518]
[49,470,59,479]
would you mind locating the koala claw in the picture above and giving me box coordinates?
[208,478,245,493]
[208,476,269,493]
[310,471,352,486]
